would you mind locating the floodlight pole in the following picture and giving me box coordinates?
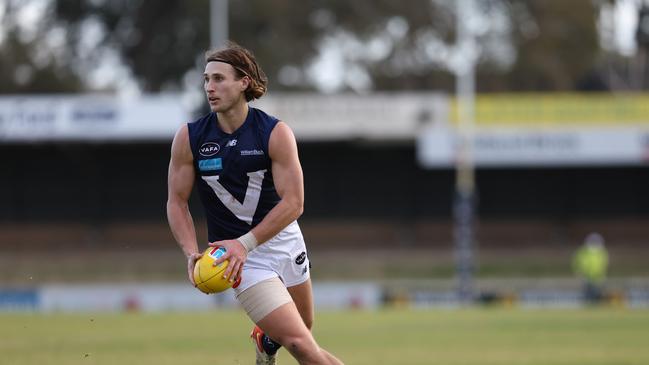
[210,0,229,48]
[454,0,477,305]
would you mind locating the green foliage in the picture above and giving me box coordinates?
[0,1,637,93]
[499,0,602,91]
[0,3,84,93]
[53,0,210,92]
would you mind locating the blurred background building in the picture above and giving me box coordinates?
[1,0,649,310]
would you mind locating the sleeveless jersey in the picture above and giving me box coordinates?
[187,107,281,242]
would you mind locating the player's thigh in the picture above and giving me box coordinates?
[257,301,318,355]
[287,278,314,329]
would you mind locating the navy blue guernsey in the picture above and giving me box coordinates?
[187,107,281,242]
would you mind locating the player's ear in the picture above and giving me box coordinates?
[240,76,251,91]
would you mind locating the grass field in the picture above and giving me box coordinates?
[2,308,649,365]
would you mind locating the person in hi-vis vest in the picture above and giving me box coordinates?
[573,233,609,304]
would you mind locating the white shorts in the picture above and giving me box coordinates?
[233,221,311,296]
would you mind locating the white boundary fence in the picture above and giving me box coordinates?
[1,279,648,312]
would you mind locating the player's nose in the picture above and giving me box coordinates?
[205,79,216,92]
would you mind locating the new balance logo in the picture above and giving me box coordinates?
[226,139,237,147]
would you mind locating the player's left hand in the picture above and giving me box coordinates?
[208,239,247,283]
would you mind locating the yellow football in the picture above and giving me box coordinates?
[193,246,239,294]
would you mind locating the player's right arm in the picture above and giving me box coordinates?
[166,124,201,285]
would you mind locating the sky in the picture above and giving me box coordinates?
[600,0,643,56]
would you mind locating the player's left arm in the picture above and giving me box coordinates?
[253,121,305,240]
[211,121,304,281]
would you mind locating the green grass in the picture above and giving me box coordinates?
[2,308,649,365]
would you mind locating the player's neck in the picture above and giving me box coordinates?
[217,102,249,134]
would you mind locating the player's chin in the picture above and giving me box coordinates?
[209,102,228,113]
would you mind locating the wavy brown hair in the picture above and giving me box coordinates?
[205,41,268,102]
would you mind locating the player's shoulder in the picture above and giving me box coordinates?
[249,106,276,120]
[171,124,192,161]
[172,112,213,158]
[187,112,214,130]
[185,112,218,144]
[268,120,297,157]
[269,121,294,140]
[249,107,279,129]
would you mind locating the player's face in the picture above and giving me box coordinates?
[203,62,248,113]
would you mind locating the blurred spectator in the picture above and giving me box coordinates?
[572,233,609,304]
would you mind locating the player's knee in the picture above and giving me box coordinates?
[282,335,309,353]
[278,334,318,360]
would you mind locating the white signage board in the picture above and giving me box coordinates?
[0,95,188,142]
[253,92,447,141]
[417,126,649,167]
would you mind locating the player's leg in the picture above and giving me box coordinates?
[287,278,314,329]
[250,223,313,360]
[248,277,313,363]
[257,301,343,365]
[287,278,343,364]
[251,324,279,365]
[239,277,342,365]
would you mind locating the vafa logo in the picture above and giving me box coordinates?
[199,142,220,156]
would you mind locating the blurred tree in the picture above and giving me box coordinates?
[52,0,209,92]
[633,3,649,89]
[0,2,84,93]
[492,0,602,91]
[234,0,604,92]
[591,0,649,91]
[1,0,641,94]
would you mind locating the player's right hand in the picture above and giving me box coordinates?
[187,252,202,286]
[208,239,247,284]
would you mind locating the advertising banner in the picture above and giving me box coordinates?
[0,95,188,141]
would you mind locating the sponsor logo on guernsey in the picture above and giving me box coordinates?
[198,158,222,171]
[199,142,220,156]
[240,149,264,156]
[226,139,237,147]
[295,251,306,265]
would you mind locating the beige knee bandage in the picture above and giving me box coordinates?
[236,276,293,323]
